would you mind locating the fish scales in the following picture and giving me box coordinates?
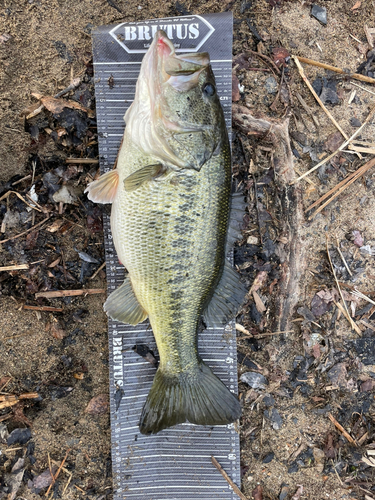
[113,140,231,374]
[86,30,245,434]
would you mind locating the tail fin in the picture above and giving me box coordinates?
[139,361,241,435]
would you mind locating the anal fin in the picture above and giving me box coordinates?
[124,164,163,192]
[104,278,148,325]
[85,170,119,204]
[203,260,247,328]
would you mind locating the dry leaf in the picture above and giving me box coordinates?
[50,322,66,340]
[250,270,268,293]
[41,96,95,118]
[253,290,266,313]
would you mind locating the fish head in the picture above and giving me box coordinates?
[125,31,227,170]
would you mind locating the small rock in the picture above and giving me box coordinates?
[270,408,283,430]
[327,363,347,389]
[265,408,283,430]
[288,461,299,473]
[352,230,364,247]
[263,452,275,463]
[313,447,325,473]
[290,131,308,146]
[320,87,339,105]
[240,371,268,390]
[350,117,362,127]
[311,4,327,25]
[265,76,278,94]
[360,379,375,392]
[85,394,109,415]
[77,250,99,263]
[0,423,9,443]
[30,466,58,491]
[2,210,20,230]
[263,395,275,407]
[247,235,259,245]
[52,184,77,204]
[7,428,32,446]
[279,484,289,500]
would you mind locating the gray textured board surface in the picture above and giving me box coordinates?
[92,13,241,500]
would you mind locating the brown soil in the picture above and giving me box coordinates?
[1,0,375,499]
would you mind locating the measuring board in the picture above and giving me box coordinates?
[92,13,241,500]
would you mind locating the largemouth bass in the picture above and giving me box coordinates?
[86,31,246,434]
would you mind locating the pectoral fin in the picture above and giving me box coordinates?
[203,261,247,328]
[124,164,163,192]
[85,170,119,204]
[104,278,148,325]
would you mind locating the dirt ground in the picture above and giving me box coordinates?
[1,0,375,499]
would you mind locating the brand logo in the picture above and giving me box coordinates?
[109,15,215,54]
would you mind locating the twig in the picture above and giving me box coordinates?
[336,239,353,276]
[46,449,70,497]
[294,56,375,84]
[211,456,247,500]
[0,190,42,212]
[62,475,72,495]
[0,216,50,245]
[65,158,99,164]
[256,330,293,338]
[35,288,106,299]
[90,261,106,279]
[247,49,281,75]
[292,56,351,141]
[348,144,375,154]
[326,235,358,333]
[74,485,86,494]
[291,88,375,184]
[335,301,362,335]
[351,289,375,307]
[252,174,263,245]
[328,413,358,446]
[296,92,320,128]
[350,81,375,96]
[23,305,64,312]
[306,156,375,216]
[11,175,32,186]
[0,264,29,271]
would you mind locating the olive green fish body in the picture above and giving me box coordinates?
[113,138,231,375]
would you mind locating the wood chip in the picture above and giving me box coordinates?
[0,264,29,271]
[23,305,64,312]
[35,289,106,299]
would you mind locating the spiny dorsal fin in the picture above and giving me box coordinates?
[203,260,247,328]
[226,191,246,252]
[84,169,119,204]
[104,278,148,325]
[124,164,163,192]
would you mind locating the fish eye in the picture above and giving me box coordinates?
[203,82,215,97]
